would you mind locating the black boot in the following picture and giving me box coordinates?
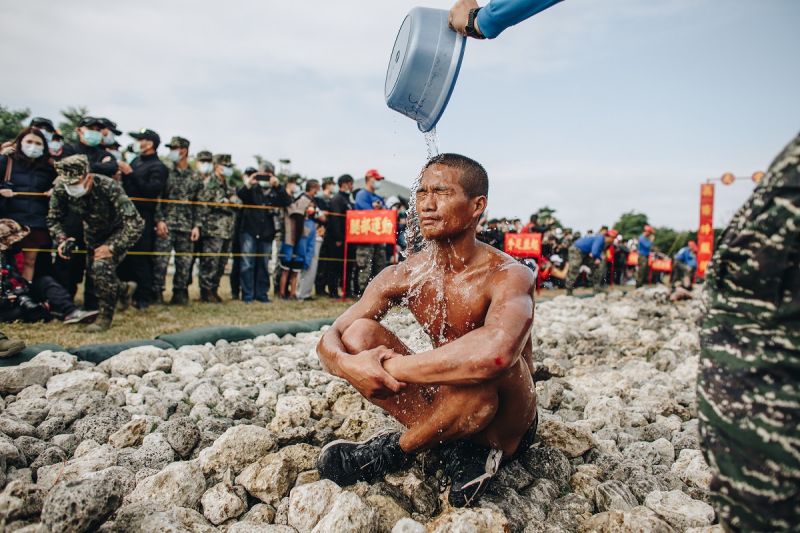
[152,290,164,305]
[171,289,189,305]
[200,288,211,302]
[316,432,413,487]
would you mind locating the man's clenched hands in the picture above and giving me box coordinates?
[337,346,406,400]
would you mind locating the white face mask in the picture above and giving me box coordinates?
[198,162,213,175]
[48,141,63,155]
[65,183,88,198]
[21,143,44,159]
[40,130,53,143]
[373,180,382,191]
[168,150,181,162]
[132,141,142,154]
[221,166,234,178]
[102,132,116,146]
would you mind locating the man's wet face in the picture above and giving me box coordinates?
[416,164,475,240]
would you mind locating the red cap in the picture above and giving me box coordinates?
[607,229,619,239]
[688,240,697,251]
[365,169,385,180]
[644,225,654,234]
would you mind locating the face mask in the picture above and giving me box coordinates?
[198,162,213,174]
[65,183,88,198]
[82,129,103,147]
[21,143,44,159]
[221,166,234,178]
[124,152,137,164]
[168,150,181,162]
[258,180,269,188]
[40,130,53,143]
[108,149,122,161]
[102,132,116,146]
[132,141,142,153]
[48,141,63,155]
[373,180,382,191]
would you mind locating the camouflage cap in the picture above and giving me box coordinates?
[166,136,190,149]
[0,218,30,252]
[196,150,213,162]
[55,155,90,185]
[213,154,232,166]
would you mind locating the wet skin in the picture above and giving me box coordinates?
[317,163,537,457]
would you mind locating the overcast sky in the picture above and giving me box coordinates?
[3,0,798,231]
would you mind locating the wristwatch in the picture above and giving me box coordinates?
[466,8,485,39]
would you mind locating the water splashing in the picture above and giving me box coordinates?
[424,126,439,159]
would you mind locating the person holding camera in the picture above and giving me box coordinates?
[0,218,98,325]
[47,155,144,332]
[237,162,291,303]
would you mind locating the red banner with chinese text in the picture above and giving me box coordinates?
[345,210,398,245]
[504,232,542,258]
[697,184,715,277]
[650,258,673,273]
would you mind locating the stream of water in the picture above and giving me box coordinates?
[403,127,439,258]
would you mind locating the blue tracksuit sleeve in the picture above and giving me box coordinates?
[590,236,604,259]
[354,190,372,210]
[476,0,563,39]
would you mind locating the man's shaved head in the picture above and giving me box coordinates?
[423,153,488,199]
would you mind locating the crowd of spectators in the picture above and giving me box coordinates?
[0,114,697,332]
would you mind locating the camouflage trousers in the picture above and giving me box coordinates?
[565,246,605,292]
[355,244,387,295]
[152,230,194,292]
[698,335,800,531]
[670,261,694,290]
[636,254,649,287]
[199,237,230,291]
[87,250,124,321]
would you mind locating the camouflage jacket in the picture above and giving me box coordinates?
[155,164,203,232]
[703,131,800,354]
[197,175,241,239]
[47,174,145,252]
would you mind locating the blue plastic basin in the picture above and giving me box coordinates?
[385,7,466,133]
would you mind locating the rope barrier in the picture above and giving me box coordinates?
[22,248,350,262]
[10,191,348,216]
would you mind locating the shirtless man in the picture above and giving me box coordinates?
[316,153,538,507]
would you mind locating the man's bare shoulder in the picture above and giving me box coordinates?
[480,243,536,294]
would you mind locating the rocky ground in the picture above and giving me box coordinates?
[0,288,719,532]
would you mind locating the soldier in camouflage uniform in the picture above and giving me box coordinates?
[152,136,203,305]
[564,230,616,296]
[197,154,240,303]
[47,155,144,332]
[698,132,800,531]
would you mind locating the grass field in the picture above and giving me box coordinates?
[3,268,627,350]
[4,276,351,349]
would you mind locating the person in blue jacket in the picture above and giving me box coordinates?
[671,240,698,291]
[636,225,655,288]
[565,229,617,296]
[449,0,563,40]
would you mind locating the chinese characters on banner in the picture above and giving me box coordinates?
[504,232,542,258]
[650,258,673,273]
[697,183,715,277]
[345,210,398,245]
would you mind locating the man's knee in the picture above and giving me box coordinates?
[341,318,384,353]
[442,385,499,436]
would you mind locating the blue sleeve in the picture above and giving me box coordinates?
[477,0,563,39]
[591,236,604,259]
[354,190,372,210]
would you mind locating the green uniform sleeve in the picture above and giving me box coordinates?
[47,185,70,244]
[105,182,145,252]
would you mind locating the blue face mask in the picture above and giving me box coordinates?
[83,129,103,147]
[102,132,116,146]
[124,152,137,164]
